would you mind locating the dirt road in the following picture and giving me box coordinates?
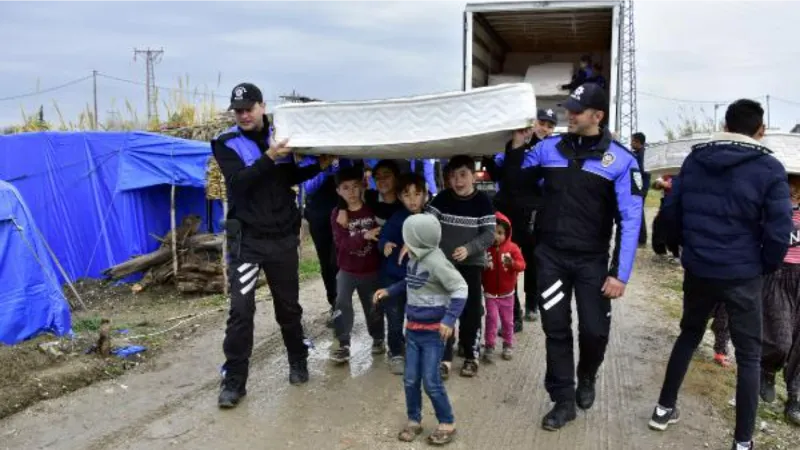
[0,255,736,450]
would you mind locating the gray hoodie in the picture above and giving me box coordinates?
[386,213,468,328]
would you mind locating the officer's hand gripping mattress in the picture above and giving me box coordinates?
[644,133,800,176]
[271,83,537,159]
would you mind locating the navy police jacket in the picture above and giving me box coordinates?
[520,129,644,283]
[211,120,320,239]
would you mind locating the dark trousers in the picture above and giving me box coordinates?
[222,234,307,384]
[506,210,537,322]
[382,274,407,357]
[657,273,763,443]
[639,189,649,245]
[306,212,339,307]
[711,303,730,355]
[652,199,680,258]
[762,264,800,396]
[443,265,484,363]
[535,244,611,403]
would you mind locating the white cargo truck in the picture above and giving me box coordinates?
[463,1,624,135]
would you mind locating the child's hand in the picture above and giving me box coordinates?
[364,227,381,241]
[452,246,469,262]
[336,210,348,228]
[383,242,397,257]
[439,323,454,341]
[398,244,409,264]
[373,289,389,304]
[486,259,494,270]
[502,253,513,267]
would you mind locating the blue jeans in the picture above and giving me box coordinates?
[404,329,454,424]
[382,274,407,357]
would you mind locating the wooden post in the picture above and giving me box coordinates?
[221,198,229,296]
[170,185,179,287]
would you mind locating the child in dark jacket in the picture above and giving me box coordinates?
[329,166,383,364]
[482,212,526,362]
[377,173,429,374]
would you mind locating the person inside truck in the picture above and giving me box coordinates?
[483,108,558,333]
[561,55,594,92]
[586,63,607,89]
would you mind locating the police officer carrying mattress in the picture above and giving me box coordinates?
[212,83,323,408]
[520,83,644,430]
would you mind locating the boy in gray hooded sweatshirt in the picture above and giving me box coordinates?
[374,213,468,446]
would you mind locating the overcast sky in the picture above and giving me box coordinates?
[1,0,799,141]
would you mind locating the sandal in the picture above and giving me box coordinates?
[398,423,423,442]
[427,427,457,446]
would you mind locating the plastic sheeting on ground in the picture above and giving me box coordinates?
[0,131,223,285]
[0,180,72,345]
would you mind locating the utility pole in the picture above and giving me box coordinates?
[766,94,771,129]
[92,70,98,130]
[133,47,164,125]
[617,0,639,144]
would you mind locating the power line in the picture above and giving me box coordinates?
[638,90,768,105]
[133,48,164,123]
[0,75,93,102]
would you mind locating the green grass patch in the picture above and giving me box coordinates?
[299,257,321,280]
[72,317,103,333]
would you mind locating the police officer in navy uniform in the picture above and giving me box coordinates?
[212,83,323,408]
[520,83,644,430]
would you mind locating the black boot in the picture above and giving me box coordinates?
[218,376,247,409]
[760,371,776,403]
[289,358,309,385]
[786,394,800,426]
[576,375,597,410]
[541,401,577,431]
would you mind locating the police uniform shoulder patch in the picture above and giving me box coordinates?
[601,152,616,167]
[630,168,644,196]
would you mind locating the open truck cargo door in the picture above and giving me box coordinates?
[463,1,622,134]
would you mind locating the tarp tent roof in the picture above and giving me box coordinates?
[0,180,71,345]
[0,131,220,284]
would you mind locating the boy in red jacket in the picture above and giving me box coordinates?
[482,212,526,362]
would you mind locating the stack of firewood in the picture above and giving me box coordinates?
[103,215,240,294]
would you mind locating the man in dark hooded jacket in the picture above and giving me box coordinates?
[649,99,794,450]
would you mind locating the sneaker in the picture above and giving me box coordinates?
[785,395,800,426]
[667,256,680,265]
[524,310,538,322]
[714,353,730,367]
[325,308,335,328]
[501,346,513,361]
[289,358,309,385]
[731,441,753,450]
[648,404,680,431]
[541,401,577,431]
[371,339,385,356]
[460,359,479,378]
[440,361,451,380]
[760,371,776,403]
[482,347,495,364]
[330,345,350,364]
[576,376,596,410]
[218,377,247,409]
[389,356,405,375]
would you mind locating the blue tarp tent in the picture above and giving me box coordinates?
[0,131,223,284]
[0,180,72,345]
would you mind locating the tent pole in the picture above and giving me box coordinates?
[171,185,179,288]
[31,224,88,311]
[221,198,229,297]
